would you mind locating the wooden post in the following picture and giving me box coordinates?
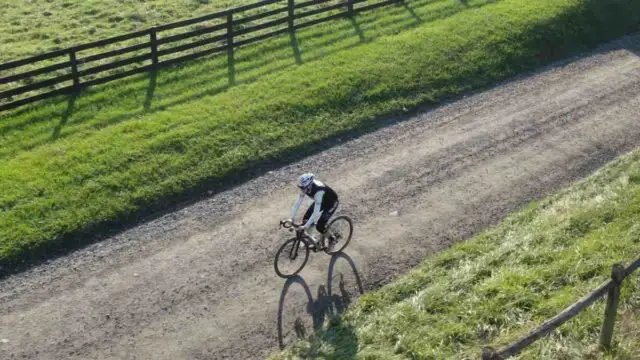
[600,263,625,349]
[149,28,158,68]
[288,0,295,30]
[226,11,235,85]
[481,346,501,360]
[487,278,614,359]
[226,12,234,52]
[69,50,79,89]
[346,0,354,17]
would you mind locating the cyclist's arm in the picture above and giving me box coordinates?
[291,192,304,220]
[304,190,325,229]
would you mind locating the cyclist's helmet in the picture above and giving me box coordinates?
[297,173,314,190]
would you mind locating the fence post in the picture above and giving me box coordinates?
[226,12,234,52]
[288,0,295,30]
[69,50,79,89]
[346,0,354,16]
[226,11,235,85]
[149,28,158,68]
[481,346,502,360]
[600,263,625,349]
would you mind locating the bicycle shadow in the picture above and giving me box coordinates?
[276,252,364,350]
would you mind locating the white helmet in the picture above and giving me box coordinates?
[297,173,314,189]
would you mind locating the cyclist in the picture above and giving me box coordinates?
[288,173,339,249]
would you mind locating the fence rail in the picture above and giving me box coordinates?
[0,0,401,113]
[482,257,640,359]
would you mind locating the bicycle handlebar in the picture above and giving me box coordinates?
[280,219,304,230]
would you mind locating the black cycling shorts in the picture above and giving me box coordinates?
[302,200,339,233]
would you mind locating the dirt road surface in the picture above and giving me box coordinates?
[3,36,640,360]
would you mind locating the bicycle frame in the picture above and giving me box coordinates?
[280,220,307,260]
[275,215,352,278]
[287,228,302,260]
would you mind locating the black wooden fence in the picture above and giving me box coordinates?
[0,0,402,112]
[482,257,640,359]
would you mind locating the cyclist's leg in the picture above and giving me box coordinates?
[302,203,320,247]
[302,202,314,225]
[316,200,338,237]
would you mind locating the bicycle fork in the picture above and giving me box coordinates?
[289,235,303,260]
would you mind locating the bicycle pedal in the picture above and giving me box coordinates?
[309,243,323,252]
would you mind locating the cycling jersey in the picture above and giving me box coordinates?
[291,180,339,231]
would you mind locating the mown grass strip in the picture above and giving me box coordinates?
[268,149,640,358]
[0,0,260,63]
[1,0,639,267]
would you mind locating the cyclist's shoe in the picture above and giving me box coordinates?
[306,241,317,251]
[306,236,321,252]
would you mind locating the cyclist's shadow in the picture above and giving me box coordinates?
[276,252,364,350]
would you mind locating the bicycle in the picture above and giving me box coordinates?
[274,216,353,278]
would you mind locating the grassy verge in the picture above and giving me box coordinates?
[1,0,639,266]
[1,0,416,100]
[268,148,640,359]
[0,0,258,62]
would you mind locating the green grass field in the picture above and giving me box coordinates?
[0,0,259,63]
[1,0,639,266]
[269,149,640,359]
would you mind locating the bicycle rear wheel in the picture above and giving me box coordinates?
[324,216,353,255]
[274,238,310,278]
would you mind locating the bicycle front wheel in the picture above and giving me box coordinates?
[274,238,310,278]
[324,216,353,255]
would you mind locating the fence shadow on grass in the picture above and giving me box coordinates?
[144,70,158,111]
[51,91,78,140]
[289,30,303,65]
